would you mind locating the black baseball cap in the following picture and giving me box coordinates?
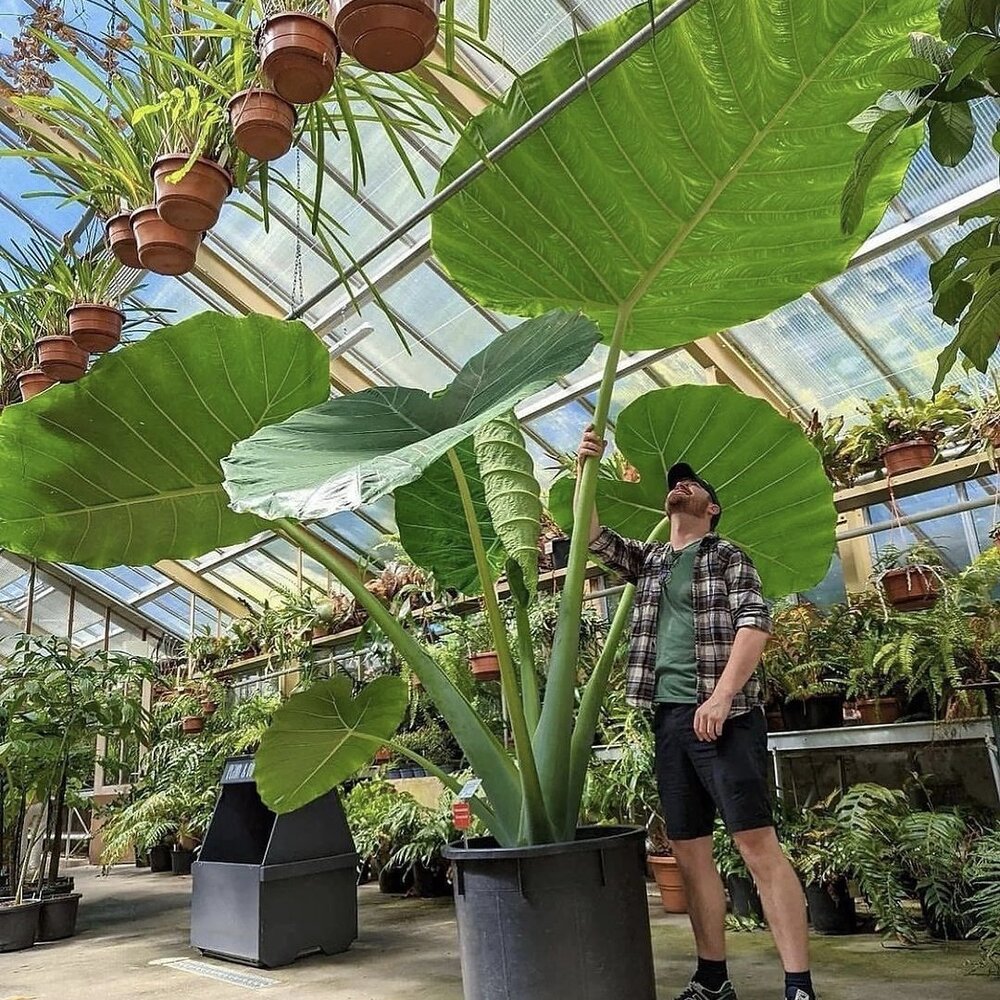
[667,462,722,530]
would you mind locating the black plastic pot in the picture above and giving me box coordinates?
[377,863,410,895]
[781,694,844,731]
[806,878,857,934]
[443,827,656,1000]
[149,845,172,872]
[38,892,82,941]
[727,874,764,921]
[134,849,150,868]
[171,847,195,875]
[412,861,451,898]
[550,537,570,570]
[0,899,40,952]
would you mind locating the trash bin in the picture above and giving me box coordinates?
[190,754,358,968]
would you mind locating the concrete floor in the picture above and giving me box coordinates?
[1,867,996,1000]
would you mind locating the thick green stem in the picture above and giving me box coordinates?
[275,519,522,846]
[563,513,671,836]
[512,592,541,736]
[533,305,631,837]
[446,449,553,843]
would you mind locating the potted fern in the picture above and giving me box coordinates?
[844,386,971,478]
[874,541,945,613]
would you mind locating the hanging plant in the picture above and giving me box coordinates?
[334,0,440,74]
[228,87,296,161]
[257,0,341,105]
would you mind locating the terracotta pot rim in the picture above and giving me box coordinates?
[66,303,125,318]
[261,10,338,34]
[35,334,81,346]
[17,367,51,379]
[105,210,134,224]
[151,153,234,190]
[880,564,936,579]
[227,87,297,114]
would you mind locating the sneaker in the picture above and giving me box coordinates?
[786,992,814,1000]
[673,981,739,1000]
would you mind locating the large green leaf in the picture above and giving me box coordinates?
[431,0,935,349]
[549,385,835,599]
[255,676,408,814]
[394,439,503,594]
[223,310,600,520]
[0,313,329,568]
[475,412,541,594]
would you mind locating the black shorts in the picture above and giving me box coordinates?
[653,703,773,841]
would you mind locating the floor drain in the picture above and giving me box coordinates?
[151,958,279,990]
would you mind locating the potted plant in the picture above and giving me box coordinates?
[805,410,856,489]
[334,0,439,74]
[845,634,909,725]
[468,649,501,681]
[843,386,971,478]
[257,1,340,105]
[874,541,945,612]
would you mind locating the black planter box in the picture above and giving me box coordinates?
[0,900,40,952]
[443,826,655,1000]
[38,893,82,941]
[149,845,172,872]
[806,879,857,934]
[781,694,845,731]
[171,848,195,876]
[190,755,358,969]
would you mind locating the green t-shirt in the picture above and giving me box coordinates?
[654,540,699,704]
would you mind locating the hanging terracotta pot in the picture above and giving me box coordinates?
[200,699,218,716]
[335,0,439,73]
[105,212,142,269]
[469,650,501,682]
[982,419,1000,449]
[881,440,936,477]
[259,12,340,105]
[228,88,296,161]
[67,303,124,353]
[131,205,201,276]
[16,367,56,401]
[880,565,940,611]
[35,336,88,382]
[152,155,233,232]
[182,715,205,735]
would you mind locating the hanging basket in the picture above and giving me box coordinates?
[469,650,501,682]
[228,89,296,161]
[152,155,233,233]
[981,419,1000,449]
[259,12,340,105]
[880,565,940,611]
[131,206,201,276]
[881,440,936,477]
[67,304,124,353]
[181,715,205,735]
[35,336,88,382]
[334,0,439,73]
[374,745,392,764]
[16,367,56,402]
[105,212,142,269]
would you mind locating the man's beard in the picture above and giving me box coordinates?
[667,491,707,518]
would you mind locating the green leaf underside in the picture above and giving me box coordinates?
[431,0,935,351]
[474,412,541,595]
[254,676,408,814]
[223,311,601,521]
[394,438,505,594]
[0,313,330,568]
[548,385,836,600]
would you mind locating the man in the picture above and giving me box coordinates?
[577,426,814,1000]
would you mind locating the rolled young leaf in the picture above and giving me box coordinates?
[474,412,541,595]
[432,0,935,349]
[223,310,601,521]
[0,312,329,568]
[548,385,836,599]
[255,676,408,814]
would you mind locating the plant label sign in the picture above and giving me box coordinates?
[452,800,472,831]
[456,777,482,800]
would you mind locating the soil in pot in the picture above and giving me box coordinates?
[228,89,296,161]
[727,874,764,922]
[805,878,857,934]
[855,696,900,726]
[67,303,124,353]
[131,206,201,275]
[469,650,501,682]
[105,212,142,269]
[0,899,40,952]
[649,853,688,913]
[259,12,340,105]
[149,844,172,872]
[36,335,88,382]
[780,694,844,731]
[882,440,936,477]
[38,892,82,941]
[152,155,232,232]
[881,566,940,611]
[171,847,195,876]
[335,0,439,73]
[444,827,656,1000]
[17,367,56,401]
[182,715,205,734]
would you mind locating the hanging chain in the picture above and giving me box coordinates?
[292,148,305,310]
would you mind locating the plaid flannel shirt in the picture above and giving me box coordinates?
[591,527,772,715]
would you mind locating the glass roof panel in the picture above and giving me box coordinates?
[67,565,170,603]
[652,351,710,386]
[525,399,594,457]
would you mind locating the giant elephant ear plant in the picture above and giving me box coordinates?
[0,1,932,846]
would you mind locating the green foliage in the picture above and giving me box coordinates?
[843,386,972,472]
[969,828,1000,973]
[761,603,848,704]
[133,85,230,174]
